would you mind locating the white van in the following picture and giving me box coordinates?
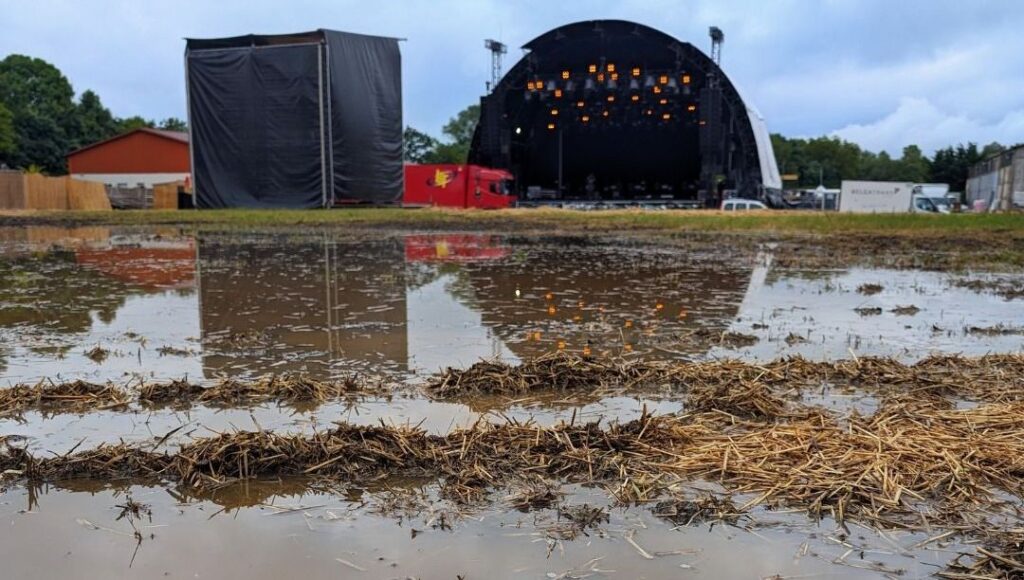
[721,198,767,211]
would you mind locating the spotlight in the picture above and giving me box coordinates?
[662,113,671,120]
[561,70,570,80]
[631,94,640,102]
[527,81,536,91]
[653,85,662,94]
[631,67,641,77]
[606,63,616,73]
[582,115,590,123]
[682,74,691,84]
[514,126,522,135]
[659,98,668,105]
[554,89,563,98]
[606,95,615,102]
[659,75,669,85]
[577,100,585,108]
[588,64,597,74]
[548,122,556,130]
[550,108,559,116]
[687,104,696,112]
[602,110,609,117]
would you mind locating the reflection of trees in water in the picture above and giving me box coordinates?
[0,251,140,371]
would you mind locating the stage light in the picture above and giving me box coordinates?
[588,64,597,73]
[527,81,536,91]
[514,126,522,135]
[582,115,590,122]
[547,123,556,130]
[653,85,662,94]
[659,98,668,105]
[561,70,570,80]
[610,72,619,81]
[554,89,563,98]
[577,100,585,108]
[550,108,559,116]
[597,72,605,82]
[682,74,691,84]
[602,110,609,117]
[631,94,640,102]
[687,104,696,112]
[632,67,641,77]
[659,75,669,85]
[606,95,615,102]
[645,109,653,115]
[606,63,615,73]
[662,113,671,120]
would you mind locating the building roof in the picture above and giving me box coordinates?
[68,128,189,158]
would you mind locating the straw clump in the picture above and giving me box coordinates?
[8,395,1024,533]
[0,379,130,416]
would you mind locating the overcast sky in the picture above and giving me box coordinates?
[3,0,1021,155]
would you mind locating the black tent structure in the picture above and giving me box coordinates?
[469,20,781,204]
[185,29,403,208]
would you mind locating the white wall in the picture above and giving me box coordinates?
[71,173,189,188]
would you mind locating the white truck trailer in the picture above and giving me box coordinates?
[839,181,948,213]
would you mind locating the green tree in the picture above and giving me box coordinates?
[158,117,188,132]
[897,145,930,183]
[929,143,983,193]
[0,102,15,162]
[423,104,480,164]
[73,89,118,147]
[403,126,437,163]
[981,142,1005,158]
[0,54,78,172]
[117,116,155,132]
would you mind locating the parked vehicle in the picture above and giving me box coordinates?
[838,181,951,213]
[403,164,515,209]
[721,198,768,211]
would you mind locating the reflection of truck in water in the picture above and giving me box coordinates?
[839,181,953,213]
[404,164,516,209]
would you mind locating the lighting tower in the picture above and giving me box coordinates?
[709,26,724,67]
[484,39,507,93]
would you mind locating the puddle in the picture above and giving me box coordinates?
[3,228,1021,385]
[1,225,1020,578]
[0,482,960,579]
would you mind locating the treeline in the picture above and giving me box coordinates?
[0,55,186,174]
[771,135,1012,192]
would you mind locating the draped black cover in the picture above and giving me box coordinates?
[186,29,402,208]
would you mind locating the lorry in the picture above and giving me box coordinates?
[838,181,951,213]
[403,164,516,209]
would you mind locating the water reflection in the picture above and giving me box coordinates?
[2,227,1021,384]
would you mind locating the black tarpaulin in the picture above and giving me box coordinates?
[324,31,403,205]
[185,29,403,208]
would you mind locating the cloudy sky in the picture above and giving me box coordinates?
[3,0,1021,155]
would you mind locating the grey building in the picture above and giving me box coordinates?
[966,144,1024,211]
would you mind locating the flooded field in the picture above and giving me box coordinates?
[2,225,1023,578]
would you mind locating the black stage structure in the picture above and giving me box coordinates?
[469,20,781,204]
[185,29,403,208]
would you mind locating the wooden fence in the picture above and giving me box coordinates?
[0,171,111,211]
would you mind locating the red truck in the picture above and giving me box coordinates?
[403,164,516,209]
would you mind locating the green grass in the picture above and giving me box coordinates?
[2,207,1022,236]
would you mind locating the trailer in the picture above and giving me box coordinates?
[403,164,515,209]
[838,181,949,213]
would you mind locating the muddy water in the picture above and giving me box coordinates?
[1,225,1022,578]
[0,482,958,579]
